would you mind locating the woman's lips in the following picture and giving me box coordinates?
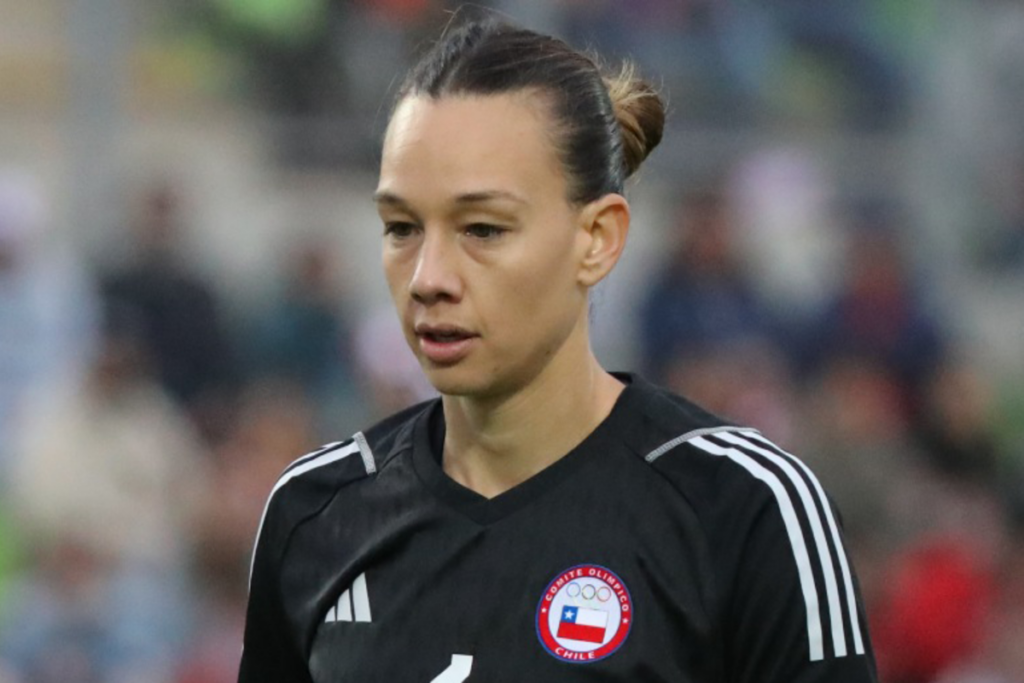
[415,326,478,365]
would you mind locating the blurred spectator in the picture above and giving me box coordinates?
[206,379,320,555]
[175,380,319,683]
[342,0,442,78]
[750,0,907,129]
[871,472,1012,681]
[639,189,781,382]
[882,451,1010,680]
[662,339,798,446]
[210,0,335,116]
[560,0,905,128]
[976,532,1024,682]
[354,306,435,421]
[929,539,1024,682]
[873,538,997,683]
[244,237,358,436]
[800,356,925,555]
[978,155,1024,272]
[100,181,236,442]
[0,169,99,487]
[729,144,841,320]
[807,355,1013,682]
[0,310,209,682]
[561,1,751,122]
[202,0,444,164]
[915,357,1001,485]
[800,211,947,413]
[973,1,1024,259]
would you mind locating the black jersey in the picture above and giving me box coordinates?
[239,373,877,682]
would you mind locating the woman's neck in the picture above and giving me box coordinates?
[440,347,624,499]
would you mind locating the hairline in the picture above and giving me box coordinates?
[385,87,590,207]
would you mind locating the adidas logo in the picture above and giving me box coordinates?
[325,572,372,623]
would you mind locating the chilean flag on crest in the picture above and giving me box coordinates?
[556,605,608,644]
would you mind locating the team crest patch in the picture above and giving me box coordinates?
[536,564,633,663]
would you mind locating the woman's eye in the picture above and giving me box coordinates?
[465,223,505,239]
[384,221,417,238]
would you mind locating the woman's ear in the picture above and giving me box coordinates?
[576,193,630,287]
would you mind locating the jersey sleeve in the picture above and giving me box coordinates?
[238,491,314,683]
[721,465,878,683]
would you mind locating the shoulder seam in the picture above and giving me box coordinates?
[353,431,377,474]
[627,450,718,629]
[644,426,758,463]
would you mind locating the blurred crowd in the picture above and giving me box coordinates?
[176,0,924,164]
[638,184,1024,683]
[2,1,1024,682]
[0,171,436,683]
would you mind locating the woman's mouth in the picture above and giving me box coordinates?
[424,331,471,343]
[415,325,478,365]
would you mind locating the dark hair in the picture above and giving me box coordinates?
[395,19,665,204]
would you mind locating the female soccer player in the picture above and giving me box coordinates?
[239,18,879,682]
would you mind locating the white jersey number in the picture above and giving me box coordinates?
[430,654,473,682]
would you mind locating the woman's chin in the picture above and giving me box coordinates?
[422,365,507,400]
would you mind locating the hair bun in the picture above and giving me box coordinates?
[603,63,665,178]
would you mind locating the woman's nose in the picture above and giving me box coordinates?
[408,231,462,305]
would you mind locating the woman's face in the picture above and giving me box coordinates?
[376,93,592,399]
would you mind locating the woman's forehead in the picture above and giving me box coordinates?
[386,90,551,136]
[379,93,565,203]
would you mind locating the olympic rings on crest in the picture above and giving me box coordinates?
[564,581,613,603]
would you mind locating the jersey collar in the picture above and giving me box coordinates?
[410,372,641,525]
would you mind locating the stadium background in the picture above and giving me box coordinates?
[1,1,1023,681]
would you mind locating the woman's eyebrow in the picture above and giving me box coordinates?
[373,190,527,207]
[373,190,408,207]
[453,190,527,205]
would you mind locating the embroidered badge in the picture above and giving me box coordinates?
[536,564,634,663]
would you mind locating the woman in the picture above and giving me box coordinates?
[240,18,878,682]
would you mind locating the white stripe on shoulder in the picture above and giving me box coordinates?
[643,426,758,463]
[717,432,849,658]
[743,432,866,656]
[282,440,345,474]
[689,435,826,662]
[248,435,374,587]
